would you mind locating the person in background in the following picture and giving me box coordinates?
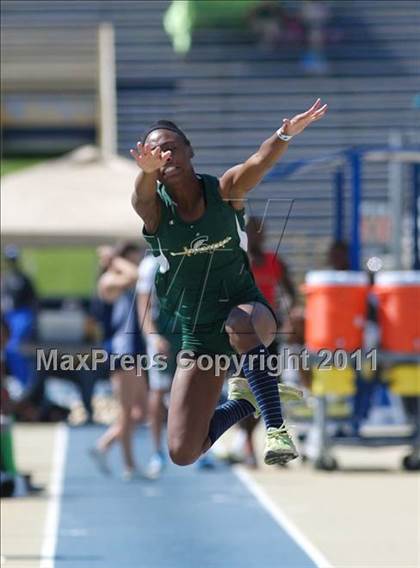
[280,305,312,390]
[89,246,116,356]
[325,239,376,432]
[1,315,43,497]
[247,216,297,321]
[1,245,37,389]
[300,0,331,74]
[137,254,182,478]
[0,315,17,496]
[19,247,116,426]
[81,245,117,423]
[90,243,148,481]
[326,240,350,270]
[247,1,303,51]
[228,216,298,467]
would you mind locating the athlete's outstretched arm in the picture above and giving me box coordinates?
[98,257,139,302]
[219,99,327,204]
[130,142,171,233]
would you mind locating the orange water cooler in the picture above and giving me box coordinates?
[303,271,420,472]
[304,271,370,353]
[374,271,420,354]
[373,272,420,449]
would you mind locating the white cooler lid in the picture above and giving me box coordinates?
[305,270,369,286]
[375,271,420,286]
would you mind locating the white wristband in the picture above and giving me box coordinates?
[276,127,293,142]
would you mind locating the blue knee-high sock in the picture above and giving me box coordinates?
[242,344,283,429]
[208,399,255,445]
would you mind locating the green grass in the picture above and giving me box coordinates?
[21,247,98,298]
[1,157,49,176]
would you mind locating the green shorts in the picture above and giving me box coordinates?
[179,289,277,356]
[155,311,183,375]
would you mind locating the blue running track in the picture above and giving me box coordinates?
[53,426,318,568]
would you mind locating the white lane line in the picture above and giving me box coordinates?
[234,467,333,568]
[40,423,69,568]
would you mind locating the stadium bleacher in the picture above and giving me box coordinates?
[2,0,420,274]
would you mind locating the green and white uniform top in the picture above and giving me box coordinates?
[143,174,272,354]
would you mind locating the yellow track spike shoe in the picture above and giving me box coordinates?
[264,424,299,465]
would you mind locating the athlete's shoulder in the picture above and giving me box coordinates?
[199,173,229,205]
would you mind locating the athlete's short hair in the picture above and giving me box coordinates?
[141,120,190,147]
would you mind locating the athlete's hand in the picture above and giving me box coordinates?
[130,142,171,173]
[281,98,328,137]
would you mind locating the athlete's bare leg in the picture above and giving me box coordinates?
[167,302,276,466]
[225,302,277,355]
[97,372,147,450]
[149,389,167,452]
[96,369,143,471]
[167,362,226,465]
